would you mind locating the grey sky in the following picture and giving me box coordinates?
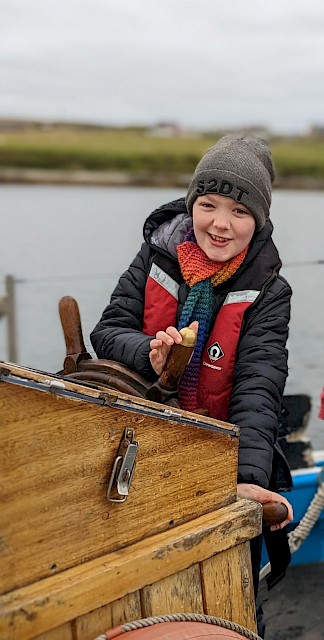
[1,0,324,133]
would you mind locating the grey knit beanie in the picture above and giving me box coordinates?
[185,135,275,231]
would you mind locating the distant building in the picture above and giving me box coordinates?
[206,126,272,141]
[148,122,185,138]
[309,125,324,137]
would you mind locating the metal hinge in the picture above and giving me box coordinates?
[107,427,139,502]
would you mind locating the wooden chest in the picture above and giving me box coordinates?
[0,362,262,640]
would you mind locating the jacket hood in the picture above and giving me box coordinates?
[143,198,191,259]
[143,197,280,275]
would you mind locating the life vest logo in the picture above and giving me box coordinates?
[207,341,224,362]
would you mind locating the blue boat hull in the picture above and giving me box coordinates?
[262,456,324,568]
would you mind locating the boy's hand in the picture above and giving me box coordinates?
[237,483,293,531]
[149,321,198,375]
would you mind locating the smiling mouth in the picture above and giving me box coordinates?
[209,233,230,243]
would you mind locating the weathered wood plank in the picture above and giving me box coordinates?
[34,622,73,640]
[141,564,204,617]
[74,592,141,640]
[201,542,257,633]
[0,500,261,640]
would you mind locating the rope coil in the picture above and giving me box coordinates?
[94,613,262,640]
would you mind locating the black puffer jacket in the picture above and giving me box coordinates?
[91,198,292,490]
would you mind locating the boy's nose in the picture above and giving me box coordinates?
[211,210,230,229]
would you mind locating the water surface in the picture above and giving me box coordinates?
[1,184,324,448]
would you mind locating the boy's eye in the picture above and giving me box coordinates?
[200,201,213,208]
[234,207,248,215]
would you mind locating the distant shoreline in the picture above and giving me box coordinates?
[1,167,324,190]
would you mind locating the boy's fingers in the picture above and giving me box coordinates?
[188,320,199,334]
[165,326,182,343]
[155,330,174,346]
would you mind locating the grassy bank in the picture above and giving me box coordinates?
[0,126,324,181]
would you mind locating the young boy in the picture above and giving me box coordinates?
[91,136,293,634]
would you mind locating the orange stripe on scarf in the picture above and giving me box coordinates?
[177,241,248,288]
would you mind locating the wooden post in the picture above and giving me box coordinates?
[0,275,17,362]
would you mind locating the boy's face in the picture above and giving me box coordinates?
[192,193,256,262]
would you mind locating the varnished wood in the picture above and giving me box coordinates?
[262,501,288,527]
[153,328,197,393]
[0,500,261,639]
[58,296,195,403]
[145,327,197,404]
[77,359,151,398]
[64,368,146,397]
[58,296,91,373]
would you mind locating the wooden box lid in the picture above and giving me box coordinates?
[0,362,239,594]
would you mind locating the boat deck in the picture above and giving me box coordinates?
[259,561,324,639]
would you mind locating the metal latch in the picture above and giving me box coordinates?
[107,427,139,502]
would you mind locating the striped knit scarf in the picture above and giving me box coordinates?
[177,228,248,412]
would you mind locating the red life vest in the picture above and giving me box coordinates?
[142,262,179,337]
[143,262,259,421]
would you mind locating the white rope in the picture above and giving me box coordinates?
[121,613,262,639]
[94,613,262,639]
